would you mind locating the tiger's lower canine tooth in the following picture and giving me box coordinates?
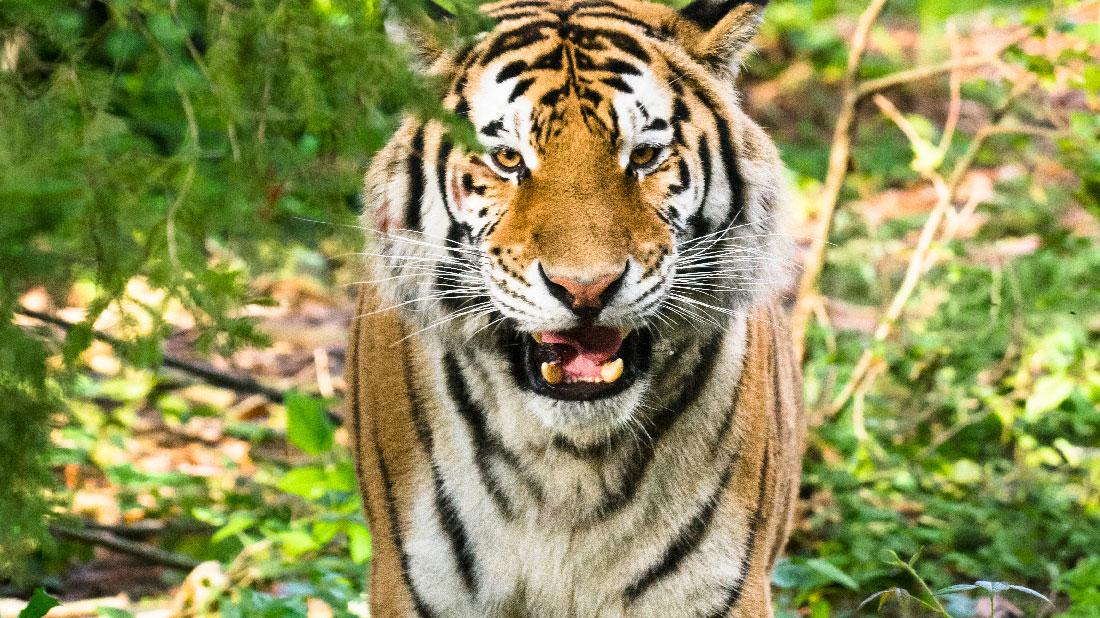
[600,358,624,383]
[541,361,562,385]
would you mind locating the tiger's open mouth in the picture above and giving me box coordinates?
[508,325,653,401]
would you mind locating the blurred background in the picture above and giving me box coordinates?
[1,0,1097,616]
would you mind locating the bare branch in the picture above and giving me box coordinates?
[790,0,888,361]
[16,307,291,405]
[790,13,1033,360]
[50,524,202,571]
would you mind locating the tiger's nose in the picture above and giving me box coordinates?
[540,263,628,321]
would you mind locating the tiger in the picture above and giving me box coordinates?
[346,0,804,616]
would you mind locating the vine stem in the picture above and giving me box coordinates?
[888,552,954,617]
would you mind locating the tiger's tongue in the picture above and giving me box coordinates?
[540,326,624,380]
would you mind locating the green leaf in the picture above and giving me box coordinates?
[1007,584,1052,604]
[285,392,334,455]
[18,589,60,618]
[278,466,329,500]
[277,529,321,557]
[805,558,858,590]
[936,584,979,595]
[974,580,1011,594]
[347,523,372,564]
[98,609,137,618]
[1025,375,1076,421]
[211,512,257,544]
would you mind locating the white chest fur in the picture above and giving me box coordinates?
[400,317,753,617]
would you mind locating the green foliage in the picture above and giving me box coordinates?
[761,1,1099,616]
[0,306,57,578]
[0,0,461,573]
[1058,557,1100,616]
[17,588,60,618]
[859,552,1053,617]
[285,392,335,456]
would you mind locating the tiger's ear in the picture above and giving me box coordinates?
[671,0,767,77]
[385,1,458,72]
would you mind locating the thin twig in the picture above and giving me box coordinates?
[853,31,1028,99]
[827,90,1064,415]
[791,0,888,361]
[82,519,215,540]
[165,163,196,270]
[790,9,1030,359]
[16,307,288,404]
[50,524,201,571]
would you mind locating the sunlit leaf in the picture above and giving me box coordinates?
[347,523,372,564]
[285,392,334,455]
[17,589,59,618]
[805,558,859,590]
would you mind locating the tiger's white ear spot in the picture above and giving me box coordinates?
[672,0,767,78]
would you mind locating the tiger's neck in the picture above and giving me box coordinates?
[410,314,750,526]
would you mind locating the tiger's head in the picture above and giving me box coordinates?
[364,0,790,429]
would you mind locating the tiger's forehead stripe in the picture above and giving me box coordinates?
[416,0,763,263]
[448,0,683,146]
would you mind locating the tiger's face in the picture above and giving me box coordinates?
[366,0,789,428]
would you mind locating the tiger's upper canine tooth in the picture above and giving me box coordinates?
[532,332,544,344]
[600,358,624,383]
[541,361,562,385]
[617,327,631,338]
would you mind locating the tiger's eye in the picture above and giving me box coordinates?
[630,145,659,168]
[492,147,524,172]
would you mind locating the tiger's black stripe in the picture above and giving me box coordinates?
[481,119,506,137]
[509,77,536,102]
[693,134,713,236]
[400,328,480,597]
[588,28,651,62]
[699,132,717,206]
[574,10,658,36]
[600,58,642,76]
[443,353,516,518]
[482,22,557,61]
[435,222,482,313]
[622,457,737,604]
[595,332,724,518]
[492,11,543,22]
[436,138,453,214]
[708,445,772,617]
[669,157,690,195]
[372,430,437,618]
[568,0,623,11]
[406,126,426,230]
[348,295,374,525]
[484,0,551,13]
[496,60,529,82]
[429,468,480,596]
[602,75,632,92]
[688,80,746,230]
[671,96,690,146]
